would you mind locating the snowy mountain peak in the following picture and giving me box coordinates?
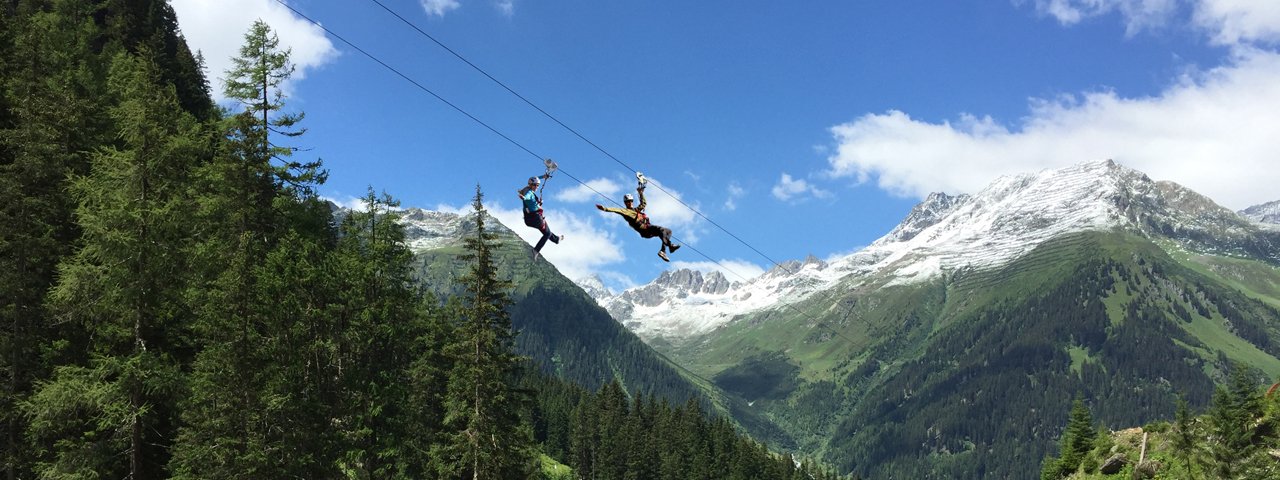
[763,254,828,279]
[399,208,467,252]
[574,275,613,303]
[1240,199,1280,225]
[608,160,1277,343]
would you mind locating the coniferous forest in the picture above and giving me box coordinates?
[0,2,841,478]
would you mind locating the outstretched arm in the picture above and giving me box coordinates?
[597,204,628,216]
[636,186,647,212]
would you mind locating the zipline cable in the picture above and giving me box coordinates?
[366,0,792,274]
[272,0,864,348]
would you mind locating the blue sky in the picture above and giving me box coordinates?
[172,0,1280,292]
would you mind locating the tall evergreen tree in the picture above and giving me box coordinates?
[331,188,434,477]
[1,1,110,477]
[1207,365,1264,479]
[433,186,537,479]
[1173,395,1200,479]
[1041,397,1095,480]
[23,50,201,480]
[170,19,327,478]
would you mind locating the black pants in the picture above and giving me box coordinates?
[638,224,673,252]
[524,211,559,252]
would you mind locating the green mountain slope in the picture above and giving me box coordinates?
[664,230,1280,479]
[406,213,795,446]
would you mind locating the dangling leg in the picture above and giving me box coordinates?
[659,226,678,253]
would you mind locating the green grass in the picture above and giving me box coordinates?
[1178,311,1280,378]
[1067,345,1103,377]
[539,454,573,480]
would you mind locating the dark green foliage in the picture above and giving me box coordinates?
[1207,365,1266,479]
[712,351,800,401]
[528,376,842,480]
[1173,396,1200,479]
[433,187,538,479]
[1,2,110,474]
[1038,368,1280,479]
[169,19,334,479]
[818,232,1280,479]
[21,50,201,479]
[1040,398,1096,479]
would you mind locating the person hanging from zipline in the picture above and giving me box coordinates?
[519,168,563,261]
[596,173,680,262]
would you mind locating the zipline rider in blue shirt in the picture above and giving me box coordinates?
[518,175,562,261]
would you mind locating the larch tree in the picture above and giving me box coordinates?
[171,19,328,478]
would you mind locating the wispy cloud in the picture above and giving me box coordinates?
[553,177,621,203]
[724,182,746,211]
[1018,0,1179,36]
[823,48,1280,210]
[1018,0,1280,46]
[420,0,461,17]
[171,0,339,104]
[496,0,515,17]
[1193,0,1280,46]
[771,173,831,202]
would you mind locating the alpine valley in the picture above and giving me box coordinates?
[401,160,1280,479]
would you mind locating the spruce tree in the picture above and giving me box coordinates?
[23,50,201,480]
[170,19,328,478]
[433,186,537,479]
[0,2,108,476]
[331,188,432,477]
[1207,365,1264,479]
[1041,397,1095,480]
[1173,396,1200,479]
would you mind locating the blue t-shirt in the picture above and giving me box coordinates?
[521,189,540,212]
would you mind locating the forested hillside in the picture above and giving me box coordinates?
[1039,367,1280,479]
[0,2,828,478]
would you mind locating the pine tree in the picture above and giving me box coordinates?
[23,50,202,480]
[433,186,537,479]
[170,19,328,478]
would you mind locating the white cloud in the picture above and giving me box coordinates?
[1021,0,1280,45]
[824,48,1280,210]
[322,194,370,211]
[630,178,701,237]
[496,0,515,17]
[171,0,339,103]
[1193,1,1280,45]
[670,259,766,283]
[439,200,627,284]
[553,177,621,203]
[1021,0,1178,35]
[421,0,462,17]
[771,173,831,202]
[724,182,746,211]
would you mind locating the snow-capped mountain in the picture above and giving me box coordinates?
[575,275,614,302]
[1240,199,1280,225]
[595,159,1279,342]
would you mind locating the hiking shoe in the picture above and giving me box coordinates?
[669,244,680,253]
[658,251,669,262]
[532,250,541,262]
